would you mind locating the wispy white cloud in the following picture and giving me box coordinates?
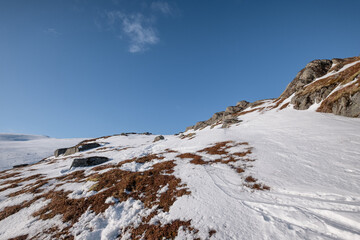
[151,1,172,15]
[107,11,159,53]
[44,28,61,37]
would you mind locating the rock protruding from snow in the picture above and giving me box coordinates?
[55,142,102,157]
[70,156,109,168]
[280,59,333,99]
[153,135,165,142]
[280,56,360,118]
[185,101,250,131]
[54,148,67,157]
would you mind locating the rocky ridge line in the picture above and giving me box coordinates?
[185,56,360,131]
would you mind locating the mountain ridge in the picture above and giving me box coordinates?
[0,56,360,240]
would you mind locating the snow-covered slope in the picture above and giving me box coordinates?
[0,103,359,239]
[0,134,86,171]
[0,56,360,239]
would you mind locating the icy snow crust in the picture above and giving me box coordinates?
[0,104,360,239]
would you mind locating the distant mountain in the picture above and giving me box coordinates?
[0,133,49,142]
[0,56,359,240]
[0,134,86,171]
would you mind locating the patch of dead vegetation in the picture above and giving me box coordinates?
[328,57,360,73]
[300,61,360,96]
[128,220,197,240]
[177,141,268,192]
[234,107,266,117]
[0,196,42,221]
[0,153,197,239]
[269,98,285,110]
[209,229,217,237]
[0,171,21,181]
[244,175,270,190]
[279,102,290,110]
[8,235,28,240]
[317,77,360,113]
[177,153,206,165]
[198,141,233,155]
[164,148,178,153]
[0,183,19,193]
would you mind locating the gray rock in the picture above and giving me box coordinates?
[236,100,250,109]
[291,84,337,110]
[330,92,360,117]
[225,106,243,114]
[59,142,102,157]
[280,59,333,99]
[71,156,109,168]
[13,164,29,168]
[54,148,67,157]
[222,117,242,128]
[64,146,79,156]
[153,135,165,142]
[78,143,101,152]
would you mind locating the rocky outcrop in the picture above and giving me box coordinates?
[153,135,165,142]
[54,148,67,157]
[280,59,333,99]
[70,156,109,168]
[185,56,360,133]
[55,142,102,157]
[78,143,101,151]
[185,100,250,131]
[282,56,360,117]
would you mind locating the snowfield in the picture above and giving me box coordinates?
[0,100,359,239]
[0,133,86,171]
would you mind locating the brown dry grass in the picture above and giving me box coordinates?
[198,141,233,155]
[299,61,360,96]
[245,176,257,182]
[328,57,360,72]
[23,159,193,238]
[129,220,194,240]
[177,153,206,165]
[279,102,290,110]
[269,98,285,110]
[209,229,217,237]
[0,172,21,180]
[317,78,360,113]
[0,196,41,221]
[8,235,28,240]
[177,141,269,191]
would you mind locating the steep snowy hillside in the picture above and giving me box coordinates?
[0,134,86,171]
[0,56,359,239]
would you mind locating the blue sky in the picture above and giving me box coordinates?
[1,0,359,138]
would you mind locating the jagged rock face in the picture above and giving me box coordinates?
[280,59,333,99]
[185,56,360,133]
[186,101,250,131]
[281,56,360,118]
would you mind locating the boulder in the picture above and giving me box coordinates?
[64,146,79,156]
[13,164,29,168]
[58,142,101,157]
[78,143,101,151]
[70,156,109,168]
[54,148,67,157]
[236,100,250,109]
[222,118,242,128]
[225,106,244,114]
[153,135,165,142]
